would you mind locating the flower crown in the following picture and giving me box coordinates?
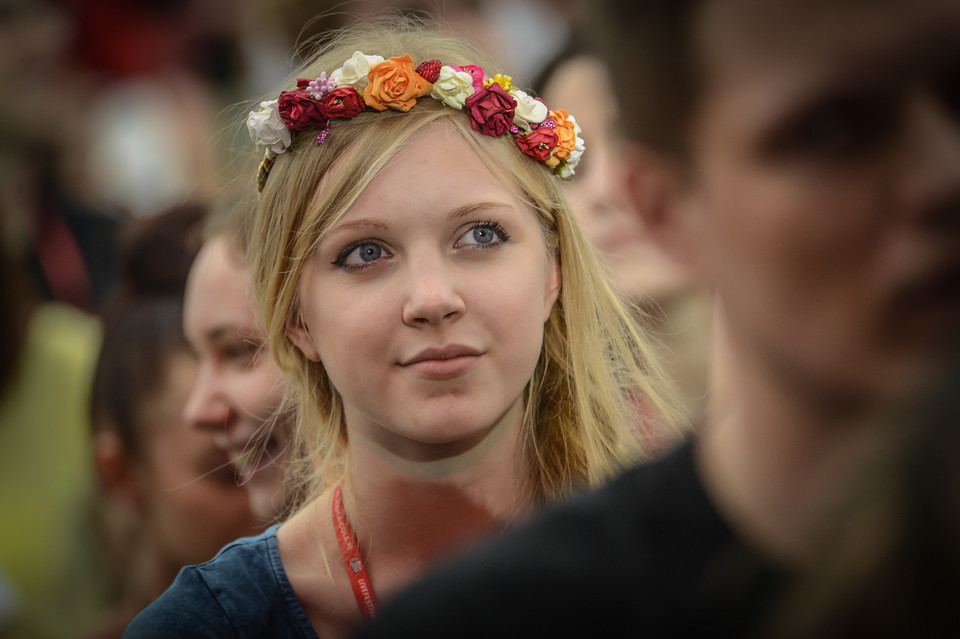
[247,51,584,192]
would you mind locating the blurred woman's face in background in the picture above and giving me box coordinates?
[541,55,695,304]
[183,235,292,523]
[134,350,261,575]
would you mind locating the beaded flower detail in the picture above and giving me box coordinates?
[247,51,585,191]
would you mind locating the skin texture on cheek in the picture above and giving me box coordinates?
[135,354,260,572]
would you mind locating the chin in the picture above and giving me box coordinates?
[246,464,289,522]
[250,484,288,523]
[419,413,517,451]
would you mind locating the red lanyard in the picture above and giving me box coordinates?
[332,483,379,621]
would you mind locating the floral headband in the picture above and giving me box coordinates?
[247,51,585,192]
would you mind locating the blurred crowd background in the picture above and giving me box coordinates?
[0,0,577,266]
[0,1,712,638]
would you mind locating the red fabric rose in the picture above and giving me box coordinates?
[321,86,365,119]
[464,83,517,137]
[277,89,328,132]
[515,128,558,162]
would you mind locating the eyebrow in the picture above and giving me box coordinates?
[447,201,514,221]
[325,201,515,238]
[203,326,233,343]
[203,324,262,345]
[184,324,231,355]
[325,217,390,237]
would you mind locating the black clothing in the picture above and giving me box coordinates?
[357,440,783,638]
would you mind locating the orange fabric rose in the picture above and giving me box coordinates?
[362,54,433,112]
[550,109,577,160]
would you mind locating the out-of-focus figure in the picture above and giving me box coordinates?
[0,126,110,639]
[182,197,298,525]
[537,46,712,417]
[85,206,264,639]
[0,6,116,632]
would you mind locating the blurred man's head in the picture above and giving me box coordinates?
[591,0,960,410]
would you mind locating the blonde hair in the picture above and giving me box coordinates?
[247,18,684,510]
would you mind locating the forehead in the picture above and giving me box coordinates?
[334,121,521,222]
[697,0,960,89]
[184,238,257,329]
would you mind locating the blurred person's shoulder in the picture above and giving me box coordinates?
[360,439,770,638]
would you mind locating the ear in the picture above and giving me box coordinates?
[543,251,562,323]
[93,430,141,510]
[286,309,322,362]
[620,142,703,272]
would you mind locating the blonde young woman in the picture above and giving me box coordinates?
[127,19,680,639]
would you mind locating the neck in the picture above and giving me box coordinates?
[341,399,532,599]
[697,316,880,566]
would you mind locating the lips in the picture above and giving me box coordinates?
[399,344,483,379]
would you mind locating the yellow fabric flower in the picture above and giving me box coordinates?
[484,73,513,91]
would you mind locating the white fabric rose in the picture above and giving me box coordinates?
[557,114,585,178]
[558,146,583,178]
[429,65,475,109]
[246,100,291,157]
[331,51,385,89]
[510,89,548,130]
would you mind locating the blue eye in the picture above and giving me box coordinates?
[354,244,382,262]
[471,227,495,244]
[334,241,387,270]
[458,222,509,248]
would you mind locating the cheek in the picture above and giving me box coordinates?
[309,295,393,387]
[703,161,888,300]
[701,162,901,373]
[477,262,553,338]
[232,366,287,420]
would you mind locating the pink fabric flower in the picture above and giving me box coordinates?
[452,64,485,91]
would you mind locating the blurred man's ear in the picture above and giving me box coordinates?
[621,141,704,274]
[94,430,141,510]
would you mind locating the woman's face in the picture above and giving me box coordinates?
[136,351,261,574]
[289,122,561,461]
[183,236,292,522]
[542,55,693,303]
[683,0,960,403]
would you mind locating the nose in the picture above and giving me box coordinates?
[401,254,466,326]
[183,362,231,435]
[901,93,960,228]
